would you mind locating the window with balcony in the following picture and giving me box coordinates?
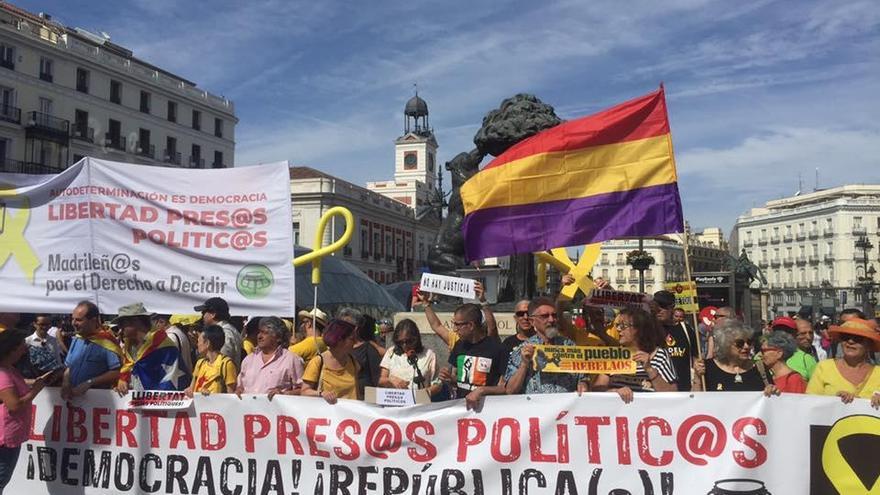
[137,128,152,158]
[73,110,92,142]
[0,43,15,70]
[110,80,122,104]
[0,86,19,124]
[192,110,201,130]
[167,101,177,122]
[213,150,224,168]
[190,144,202,168]
[214,118,223,138]
[164,137,179,164]
[139,91,151,113]
[39,57,53,82]
[76,68,89,93]
[106,119,123,150]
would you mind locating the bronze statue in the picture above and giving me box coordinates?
[428,94,562,279]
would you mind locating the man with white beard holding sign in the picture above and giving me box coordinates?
[502,297,590,395]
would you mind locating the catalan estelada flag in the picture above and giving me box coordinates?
[460,87,684,261]
[119,328,189,391]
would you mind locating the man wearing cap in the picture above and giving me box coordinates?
[290,308,328,364]
[114,303,189,394]
[195,297,242,367]
[770,316,817,381]
[61,301,122,400]
[654,290,698,391]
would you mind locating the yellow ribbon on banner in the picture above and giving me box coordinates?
[0,190,40,283]
[292,206,353,285]
[534,244,601,300]
[821,415,880,494]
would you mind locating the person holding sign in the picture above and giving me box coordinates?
[693,320,772,393]
[301,319,361,404]
[0,328,55,493]
[185,325,237,396]
[379,319,441,396]
[416,281,498,350]
[503,297,589,395]
[592,307,678,403]
[439,304,508,410]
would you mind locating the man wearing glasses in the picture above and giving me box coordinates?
[503,297,590,395]
[501,300,535,354]
[440,303,509,410]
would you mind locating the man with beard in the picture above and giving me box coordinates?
[503,297,589,395]
[501,300,535,353]
[439,303,508,410]
[654,290,697,391]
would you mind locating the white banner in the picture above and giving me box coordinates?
[8,390,879,494]
[0,158,295,315]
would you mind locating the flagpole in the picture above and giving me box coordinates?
[682,227,705,391]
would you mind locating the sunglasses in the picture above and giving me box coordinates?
[841,334,867,344]
[531,312,558,320]
[514,311,529,317]
[761,346,781,353]
[733,339,751,349]
[395,337,417,346]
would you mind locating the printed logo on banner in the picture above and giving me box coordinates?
[236,264,274,299]
[810,415,880,494]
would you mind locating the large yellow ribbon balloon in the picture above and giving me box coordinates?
[534,243,601,300]
[0,186,40,283]
[292,206,353,285]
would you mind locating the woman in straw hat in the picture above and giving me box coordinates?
[0,329,56,492]
[806,318,880,408]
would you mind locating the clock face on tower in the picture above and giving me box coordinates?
[404,152,418,170]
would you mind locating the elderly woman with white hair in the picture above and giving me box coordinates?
[760,331,806,394]
[694,319,772,393]
[236,317,304,398]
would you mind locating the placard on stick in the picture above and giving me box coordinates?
[419,273,476,300]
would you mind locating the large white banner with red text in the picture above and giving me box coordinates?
[8,390,879,494]
[0,158,295,315]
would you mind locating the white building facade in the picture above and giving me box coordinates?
[0,3,235,173]
[734,185,880,317]
[593,237,687,294]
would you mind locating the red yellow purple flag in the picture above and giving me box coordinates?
[460,87,684,261]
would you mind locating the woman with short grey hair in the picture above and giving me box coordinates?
[760,331,806,393]
[694,320,772,393]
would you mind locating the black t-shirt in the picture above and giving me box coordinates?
[448,336,509,398]
[351,343,381,395]
[501,334,528,354]
[663,322,697,391]
[704,359,766,392]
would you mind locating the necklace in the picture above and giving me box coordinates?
[734,372,743,384]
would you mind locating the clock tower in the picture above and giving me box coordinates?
[367,92,439,210]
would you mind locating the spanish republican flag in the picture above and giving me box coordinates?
[460,87,684,261]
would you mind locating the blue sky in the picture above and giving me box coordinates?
[19,0,880,235]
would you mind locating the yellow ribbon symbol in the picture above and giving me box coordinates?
[821,415,880,494]
[0,195,41,284]
[292,206,354,285]
[534,243,601,300]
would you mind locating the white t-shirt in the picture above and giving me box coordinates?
[380,348,439,389]
[25,332,63,370]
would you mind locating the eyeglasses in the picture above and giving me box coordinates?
[531,312,557,320]
[715,313,731,318]
[733,339,751,349]
[615,322,634,330]
[761,346,781,353]
[514,311,529,317]
[451,321,472,328]
[841,334,867,344]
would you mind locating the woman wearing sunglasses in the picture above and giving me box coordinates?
[694,320,771,392]
[806,318,880,408]
[760,331,806,394]
[378,319,441,396]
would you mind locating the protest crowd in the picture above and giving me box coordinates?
[1,274,879,491]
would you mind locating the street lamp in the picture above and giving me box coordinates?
[855,235,875,316]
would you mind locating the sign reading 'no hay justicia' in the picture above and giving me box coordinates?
[0,158,295,315]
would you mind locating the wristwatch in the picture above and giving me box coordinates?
[85,378,94,388]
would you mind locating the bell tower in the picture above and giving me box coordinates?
[394,91,438,191]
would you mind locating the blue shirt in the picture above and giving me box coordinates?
[65,337,122,387]
[504,334,585,394]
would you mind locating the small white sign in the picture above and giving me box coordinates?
[364,387,431,407]
[126,390,193,410]
[419,273,476,300]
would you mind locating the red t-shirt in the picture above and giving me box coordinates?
[0,367,31,447]
[774,371,806,394]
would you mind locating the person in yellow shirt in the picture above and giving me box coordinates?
[806,318,880,409]
[186,325,237,396]
[301,319,360,403]
[289,308,328,364]
[557,273,620,347]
